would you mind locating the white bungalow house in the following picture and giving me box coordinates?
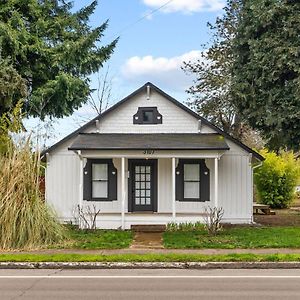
[43,82,263,229]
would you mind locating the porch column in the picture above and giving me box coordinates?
[78,151,83,209]
[77,151,83,229]
[172,157,176,221]
[214,157,219,207]
[121,157,126,230]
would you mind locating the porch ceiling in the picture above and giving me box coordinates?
[68,133,230,151]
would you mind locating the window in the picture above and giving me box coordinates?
[133,107,162,124]
[175,159,210,202]
[92,163,108,198]
[83,159,117,201]
[142,110,154,123]
[184,164,200,199]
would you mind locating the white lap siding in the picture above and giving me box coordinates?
[87,90,215,134]
[46,153,80,222]
[218,153,252,223]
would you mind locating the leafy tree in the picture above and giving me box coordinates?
[0,0,117,120]
[183,0,264,148]
[231,0,300,151]
[183,1,243,137]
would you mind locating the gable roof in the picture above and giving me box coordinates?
[43,82,264,161]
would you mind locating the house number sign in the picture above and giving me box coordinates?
[143,150,155,155]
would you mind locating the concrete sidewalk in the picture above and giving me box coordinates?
[2,248,300,255]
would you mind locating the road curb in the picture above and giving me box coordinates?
[1,262,300,269]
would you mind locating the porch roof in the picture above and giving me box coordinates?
[68,133,230,151]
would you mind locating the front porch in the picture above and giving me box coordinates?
[68,132,232,229]
[76,153,223,229]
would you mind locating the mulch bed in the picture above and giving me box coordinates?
[254,208,300,226]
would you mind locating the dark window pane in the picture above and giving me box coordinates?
[143,111,153,122]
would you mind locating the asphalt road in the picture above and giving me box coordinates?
[1,268,300,299]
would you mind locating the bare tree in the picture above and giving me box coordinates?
[75,204,101,230]
[72,66,115,127]
[204,206,224,235]
[88,66,112,115]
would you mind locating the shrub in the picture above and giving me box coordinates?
[203,206,224,236]
[254,150,300,208]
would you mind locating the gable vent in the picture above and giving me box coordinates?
[146,85,150,100]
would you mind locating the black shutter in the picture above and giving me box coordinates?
[83,159,92,201]
[200,160,210,202]
[108,161,117,201]
[175,160,184,201]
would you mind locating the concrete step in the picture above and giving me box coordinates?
[131,224,166,233]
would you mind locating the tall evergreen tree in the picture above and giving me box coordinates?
[0,58,27,113]
[0,0,117,119]
[231,0,300,151]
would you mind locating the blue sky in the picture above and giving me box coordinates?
[26,0,226,146]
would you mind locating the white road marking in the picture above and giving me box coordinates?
[0,275,300,279]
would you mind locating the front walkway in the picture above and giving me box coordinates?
[130,232,164,249]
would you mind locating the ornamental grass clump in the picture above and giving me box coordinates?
[0,141,66,249]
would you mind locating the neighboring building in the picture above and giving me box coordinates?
[43,82,263,229]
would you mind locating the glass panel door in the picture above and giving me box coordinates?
[132,162,154,211]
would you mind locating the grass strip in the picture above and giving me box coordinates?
[62,229,133,250]
[1,253,300,263]
[163,227,300,249]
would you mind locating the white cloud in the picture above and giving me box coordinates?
[143,0,225,14]
[121,50,203,91]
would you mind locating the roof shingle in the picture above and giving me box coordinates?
[68,133,230,151]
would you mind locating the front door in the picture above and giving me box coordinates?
[128,159,157,212]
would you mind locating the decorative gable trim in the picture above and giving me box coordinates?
[133,107,163,124]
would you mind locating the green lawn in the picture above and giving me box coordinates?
[163,226,300,249]
[54,227,133,250]
[0,253,300,262]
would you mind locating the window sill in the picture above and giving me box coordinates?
[85,199,116,202]
[176,199,208,202]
